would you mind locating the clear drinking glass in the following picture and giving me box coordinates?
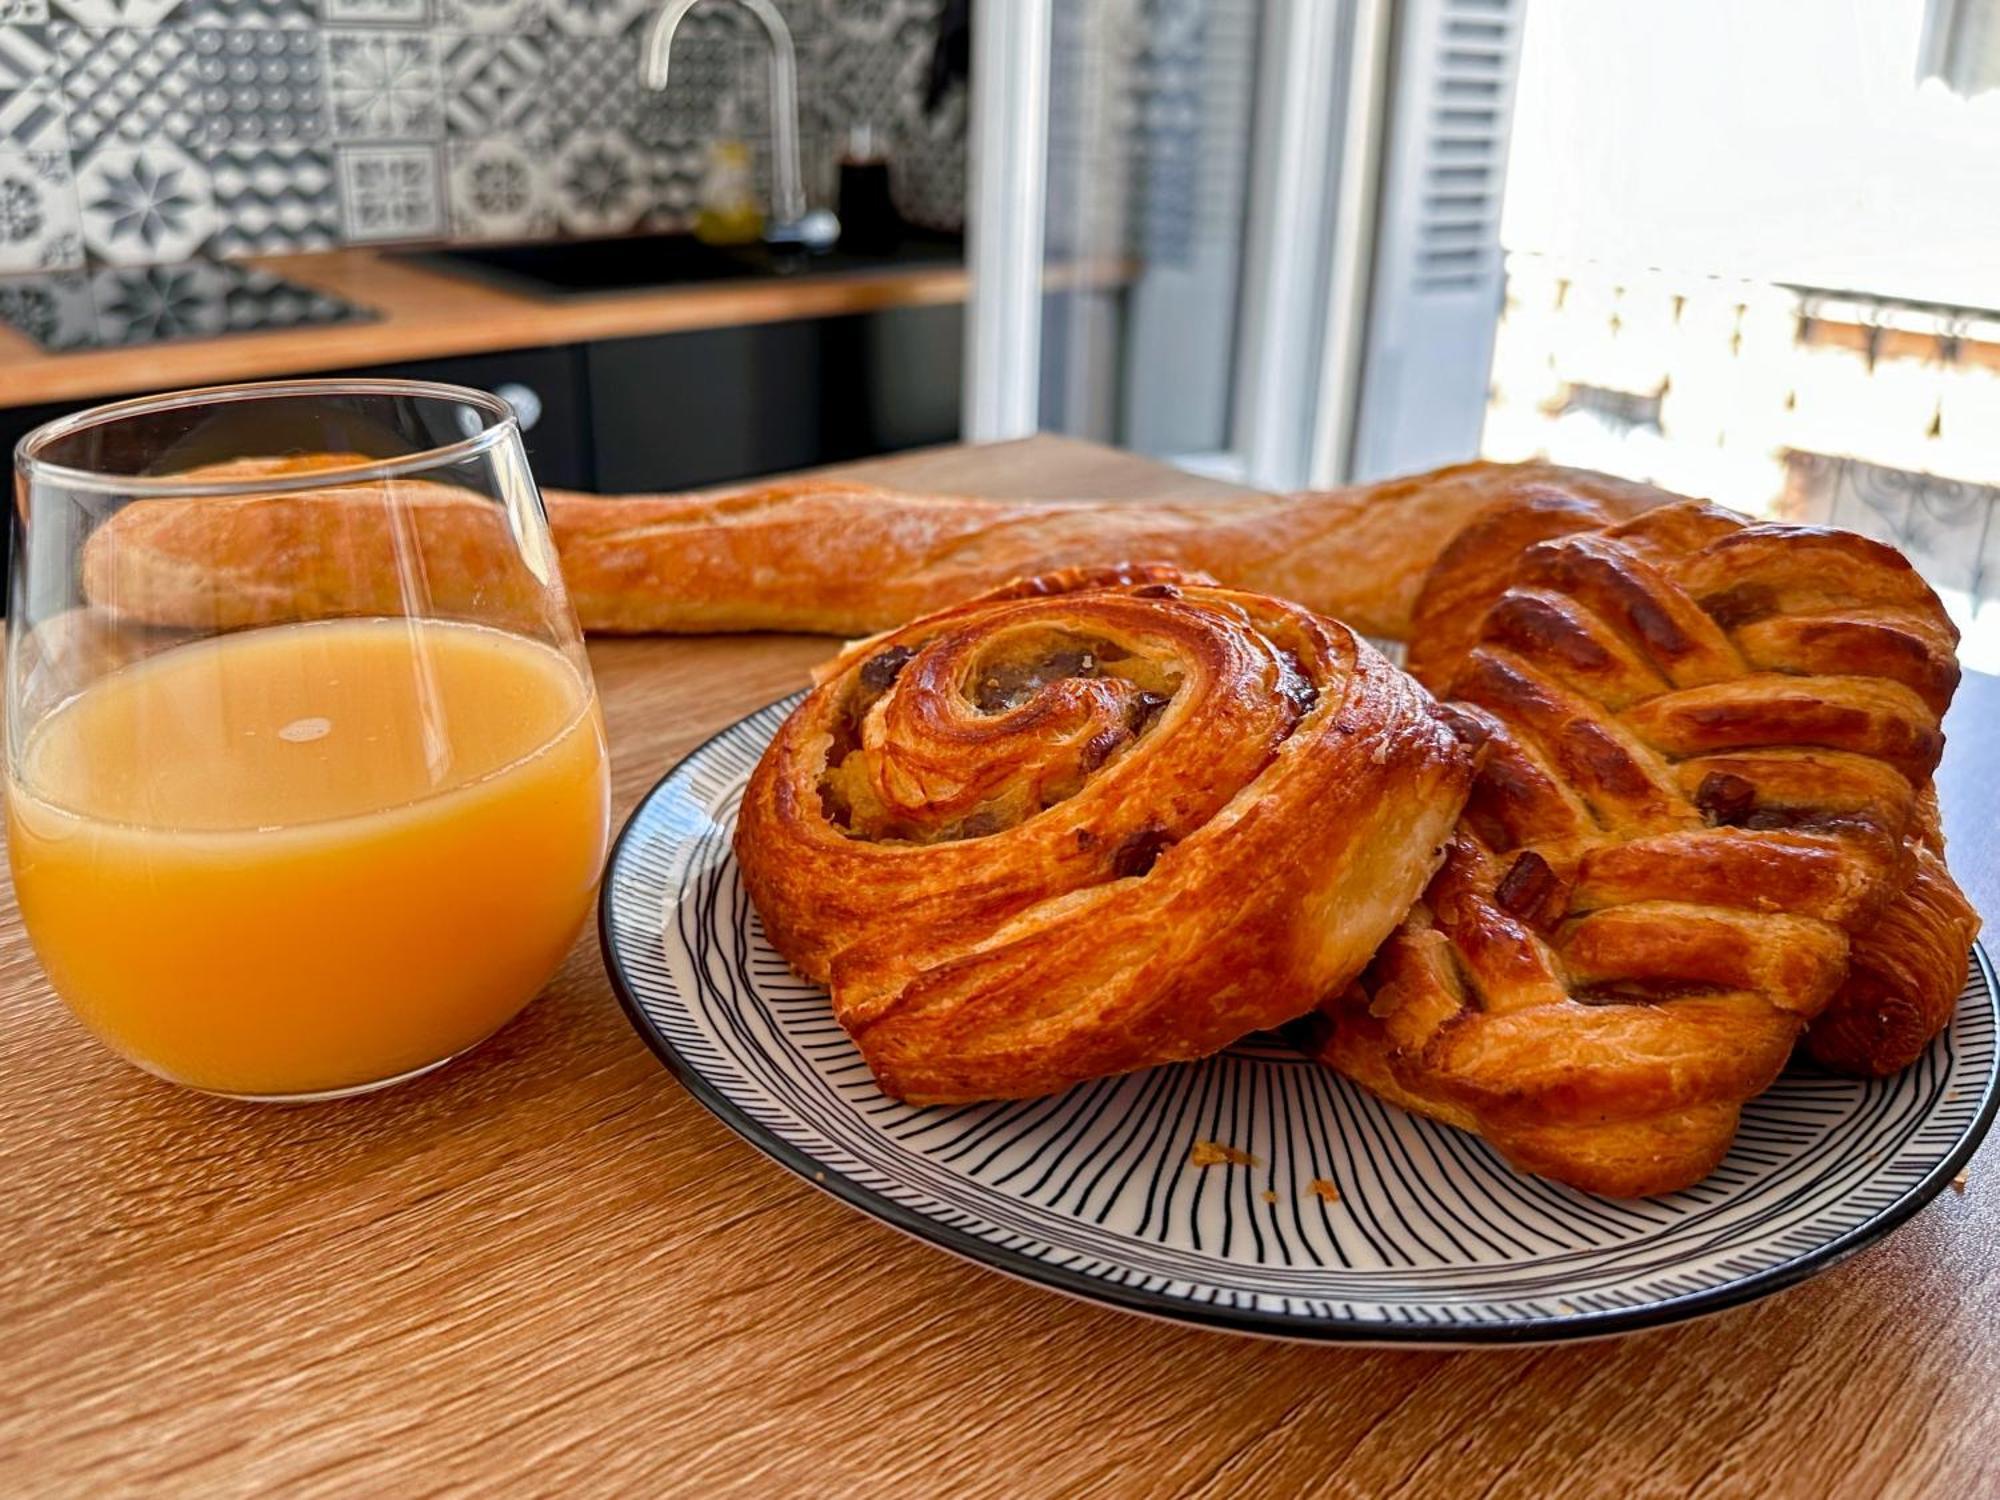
[6,379,611,1100]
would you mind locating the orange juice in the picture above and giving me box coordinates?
[6,618,611,1097]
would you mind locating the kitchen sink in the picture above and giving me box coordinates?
[397,229,963,299]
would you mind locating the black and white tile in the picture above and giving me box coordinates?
[627,6,736,151]
[184,28,328,147]
[537,32,639,147]
[0,30,67,156]
[5,0,966,263]
[0,268,97,348]
[329,28,442,139]
[442,32,545,141]
[642,140,703,227]
[50,0,188,24]
[173,0,321,26]
[52,25,199,155]
[0,151,82,272]
[336,140,442,240]
[446,134,551,239]
[75,142,217,265]
[0,26,54,100]
[205,141,339,254]
[90,260,230,342]
[0,91,63,157]
[552,127,644,233]
[814,0,923,40]
[321,0,424,23]
[542,0,641,38]
[436,0,539,33]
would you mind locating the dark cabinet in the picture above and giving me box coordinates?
[587,301,962,493]
[336,345,595,490]
[819,303,966,462]
[587,320,823,493]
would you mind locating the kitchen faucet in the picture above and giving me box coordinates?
[641,0,839,249]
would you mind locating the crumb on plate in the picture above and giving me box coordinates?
[1189,1139,1260,1168]
[1308,1178,1341,1204]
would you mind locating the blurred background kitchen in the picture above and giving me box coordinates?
[1,0,1996,662]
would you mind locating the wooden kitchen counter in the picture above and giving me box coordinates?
[1,437,1996,1497]
[0,244,974,410]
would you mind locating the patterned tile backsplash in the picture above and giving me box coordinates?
[0,0,964,270]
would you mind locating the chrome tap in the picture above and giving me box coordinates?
[641,0,838,248]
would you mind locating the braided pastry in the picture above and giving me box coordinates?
[1318,497,1971,1195]
[1405,489,1981,1084]
[735,565,1476,1105]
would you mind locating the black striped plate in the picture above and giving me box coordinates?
[600,693,2000,1345]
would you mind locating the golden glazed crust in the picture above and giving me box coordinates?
[1803,790,1980,1076]
[734,565,1477,1105]
[82,459,1675,641]
[1319,499,1970,1196]
[1402,487,1980,1088]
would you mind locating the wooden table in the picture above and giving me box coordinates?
[2,436,1995,1498]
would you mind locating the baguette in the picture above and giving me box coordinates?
[82,457,1676,641]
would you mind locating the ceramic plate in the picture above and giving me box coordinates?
[600,693,2000,1345]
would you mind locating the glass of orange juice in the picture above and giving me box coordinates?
[6,379,611,1100]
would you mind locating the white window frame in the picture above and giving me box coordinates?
[962,0,1514,489]
[968,0,1369,474]
[961,0,1053,444]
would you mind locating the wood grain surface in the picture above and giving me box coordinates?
[1,436,1995,1499]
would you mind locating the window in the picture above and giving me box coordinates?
[1923,0,2000,96]
[1486,0,2000,665]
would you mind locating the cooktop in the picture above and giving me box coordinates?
[0,262,375,352]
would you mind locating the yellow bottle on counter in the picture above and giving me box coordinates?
[694,138,764,246]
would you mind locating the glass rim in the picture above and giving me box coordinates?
[14,377,521,499]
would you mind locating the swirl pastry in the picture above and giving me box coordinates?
[735,565,1476,1105]
[1318,498,1972,1196]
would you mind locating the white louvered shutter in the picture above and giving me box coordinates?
[1349,0,1525,481]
